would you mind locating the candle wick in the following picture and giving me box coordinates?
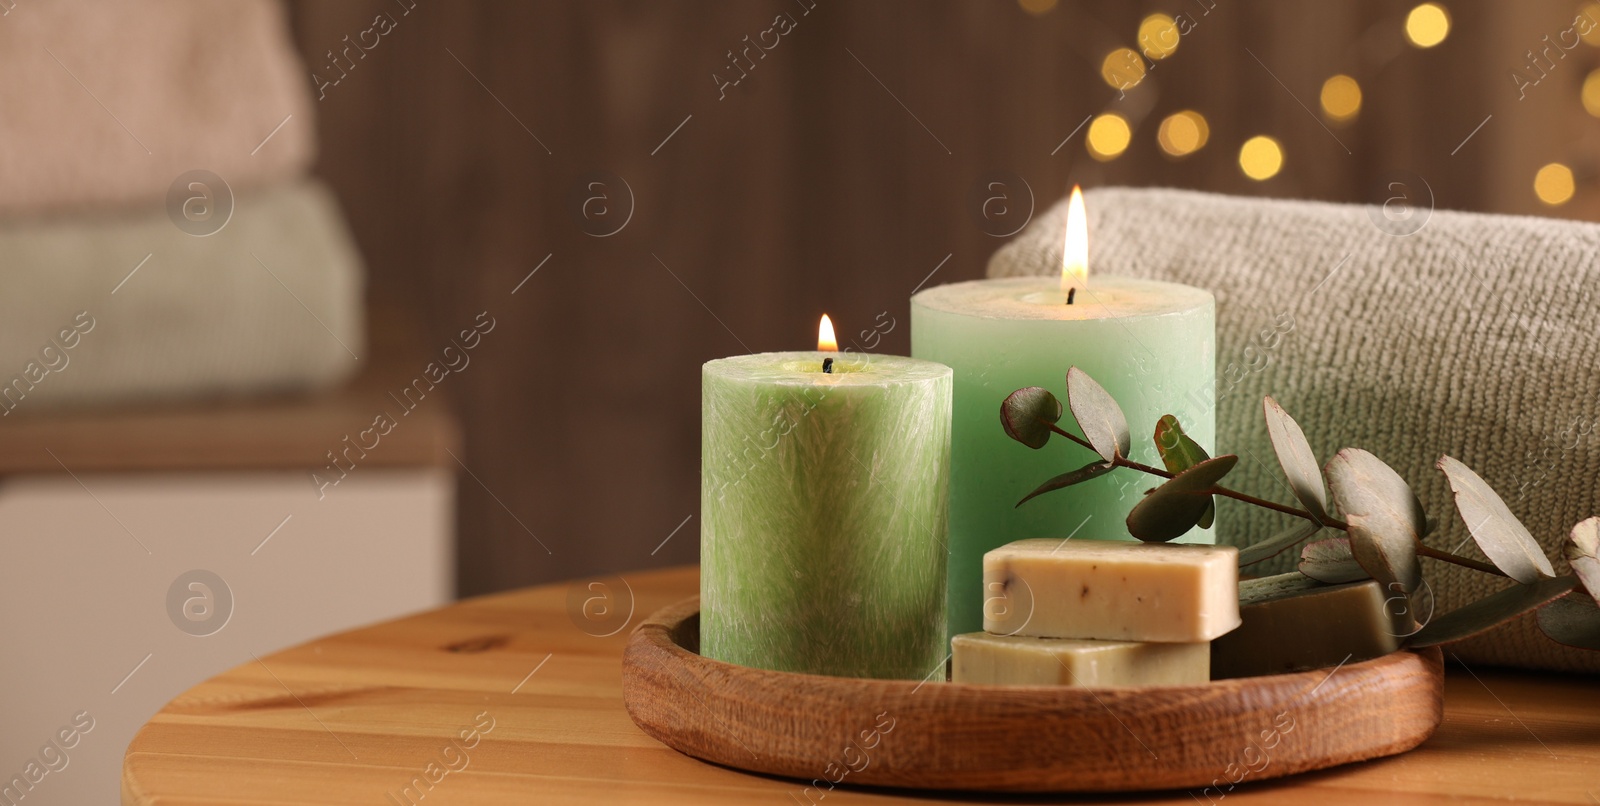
[822,357,834,374]
[1066,287,1077,305]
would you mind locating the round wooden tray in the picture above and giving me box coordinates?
[622,597,1444,793]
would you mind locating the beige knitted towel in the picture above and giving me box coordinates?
[0,0,313,215]
[0,181,364,411]
[989,186,1600,673]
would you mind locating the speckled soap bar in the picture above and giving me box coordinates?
[982,539,1240,642]
[951,631,1209,686]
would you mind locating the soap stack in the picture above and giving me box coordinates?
[952,539,1240,686]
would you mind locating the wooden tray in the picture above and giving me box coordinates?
[622,597,1444,793]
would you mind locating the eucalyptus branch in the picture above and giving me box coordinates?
[1044,421,1347,529]
[1004,369,1600,654]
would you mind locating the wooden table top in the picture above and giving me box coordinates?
[123,566,1600,805]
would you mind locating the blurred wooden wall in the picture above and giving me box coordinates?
[288,0,1594,596]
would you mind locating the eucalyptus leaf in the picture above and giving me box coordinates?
[1262,396,1330,522]
[1067,367,1130,463]
[1154,415,1215,529]
[1406,575,1577,649]
[1535,591,1600,651]
[1437,455,1556,585]
[1565,516,1600,605]
[1237,519,1322,567]
[1324,449,1424,594]
[1298,537,1369,583]
[1125,455,1239,542]
[1000,387,1063,450]
[1016,460,1115,507]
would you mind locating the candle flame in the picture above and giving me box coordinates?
[1061,185,1089,293]
[818,314,839,352]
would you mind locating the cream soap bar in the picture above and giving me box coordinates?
[951,632,1209,686]
[1212,573,1401,679]
[982,539,1240,642]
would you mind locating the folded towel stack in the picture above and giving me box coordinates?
[988,186,1600,673]
[0,0,363,412]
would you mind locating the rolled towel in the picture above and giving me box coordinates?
[0,181,364,411]
[988,186,1600,673]
[0,0,313,215]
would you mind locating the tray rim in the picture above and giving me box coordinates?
[622,595,1445,793]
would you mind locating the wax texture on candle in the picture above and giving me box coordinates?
[1211,573,1403,678]
[951,632,1209,686]
[701,352,952,680]
[983,539,1240,642]
[912,276,1216,639]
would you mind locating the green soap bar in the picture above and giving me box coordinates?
[1212,573,1403,679]
[951,631,1209,686]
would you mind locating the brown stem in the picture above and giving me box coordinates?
[1112,455,1350,529]
[1416,543,1508,578]
[1044,422,1353,531]
[1210,486,1347,529]
[1044,422,1097,453]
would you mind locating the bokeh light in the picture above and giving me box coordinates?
[1157,110,1209,157]
[1018,0,1058,15]
[1582,4,1600,46]
[1320,75,1362,121]
[1138,14,1181,60]
[1238,136,1284,180]
[1087,113,1132,161]
[1101,47,1147,91]
[1583,68,1600,117]
[1534,163,1575,205]
[1405,3,1450,48]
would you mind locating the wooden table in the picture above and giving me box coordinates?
[122,566,1600,805]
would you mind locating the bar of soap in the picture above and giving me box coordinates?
[982,539,1240,642]
[1211,573,1402,679]
[952,632,1209,686]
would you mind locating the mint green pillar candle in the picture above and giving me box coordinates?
[911,276,1216,639]
[701,350,951,679]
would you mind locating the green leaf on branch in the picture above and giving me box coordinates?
[1437,455,1556,585]
[1154,414,1215,528]
[1263,396,1330,522]
[1536,591,1600,651]
[1406,575,1577,649]
[1125,455,1239,543]
[1325,449,1424,594]
[1016,460,1115,507]
[1565,517,1600,605]
[1000,387,1063,450]
[1298,537,1369,583]
[1067,367,1130,463]
[1237,519,1322,567]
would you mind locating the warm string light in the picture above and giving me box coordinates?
[1239,136,1284,181]
[1060,2,1600,200]
[1405,3,1450,48]
[1534,163,1575,206]
[1319,75,1362,122]
[1157,110,1209,157]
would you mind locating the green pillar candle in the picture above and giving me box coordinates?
[701,350,952,679]
[911,275,1215,639]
